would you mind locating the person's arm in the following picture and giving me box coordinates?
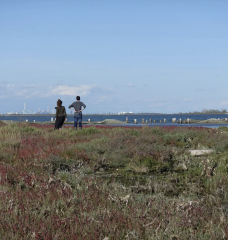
[68,103,74,109]
[55,108,59,120]
[80,102,86,112]
[64,107,67,121]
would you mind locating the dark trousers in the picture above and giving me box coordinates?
[74,115,82,129]
[55,116,65,129]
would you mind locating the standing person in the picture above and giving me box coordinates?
[55,99,67,130]
[68,96,86,130]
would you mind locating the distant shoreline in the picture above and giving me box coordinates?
[1,113,228,117]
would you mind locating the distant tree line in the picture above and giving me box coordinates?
[178,109,227,114]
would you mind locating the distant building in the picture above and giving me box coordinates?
[118,111,133,115]
[5,103,35,115]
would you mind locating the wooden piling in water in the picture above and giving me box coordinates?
[172,118,176,123]
[142,119,144,124]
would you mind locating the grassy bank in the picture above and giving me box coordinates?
[0,122,228,239]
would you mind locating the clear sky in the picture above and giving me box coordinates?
[0,1,227,114]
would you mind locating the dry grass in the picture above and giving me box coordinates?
[0,123,228,239]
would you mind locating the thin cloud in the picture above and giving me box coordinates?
[16,90,29,96]
[150,98,167,102]
[51,85,95,96]
[150,101,169,107]
[0,83,97,99]
[220,100,228,106]
[126,84,134,87]
[6,84,15,88]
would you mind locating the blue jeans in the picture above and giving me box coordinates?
[74,115,82,129]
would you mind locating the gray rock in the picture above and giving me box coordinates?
[187,149,214,156]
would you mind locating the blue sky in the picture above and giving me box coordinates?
[0,1,228,114]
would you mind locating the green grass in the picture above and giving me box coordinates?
[0,122,228,239]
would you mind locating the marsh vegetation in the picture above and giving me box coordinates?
[0,122,228,239]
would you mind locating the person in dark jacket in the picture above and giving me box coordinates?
[55,99,67,130]
[68,96,86,129]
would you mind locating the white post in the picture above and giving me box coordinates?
[33,120,35,123]
[26,119,28,122]
[134,119,137,124]
[146,120,148,124]
[88,119,90,122]
[164,119,166,123]
[180,118,181,124]
[142,119,144,124]
[51,117,53,122]
[126,117,128,123]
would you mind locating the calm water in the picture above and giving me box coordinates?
[0,114,228,128]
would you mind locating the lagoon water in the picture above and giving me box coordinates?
[1,114,228,128]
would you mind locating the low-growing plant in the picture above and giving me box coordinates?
[0,124,228,239]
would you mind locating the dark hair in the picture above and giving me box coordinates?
[76,96,80,100]
[57,99,62,107]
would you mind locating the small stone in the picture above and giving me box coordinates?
[48,177,55,184]
[120,194,131,202]
[177,163,188,171]
[63,182,72,190]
